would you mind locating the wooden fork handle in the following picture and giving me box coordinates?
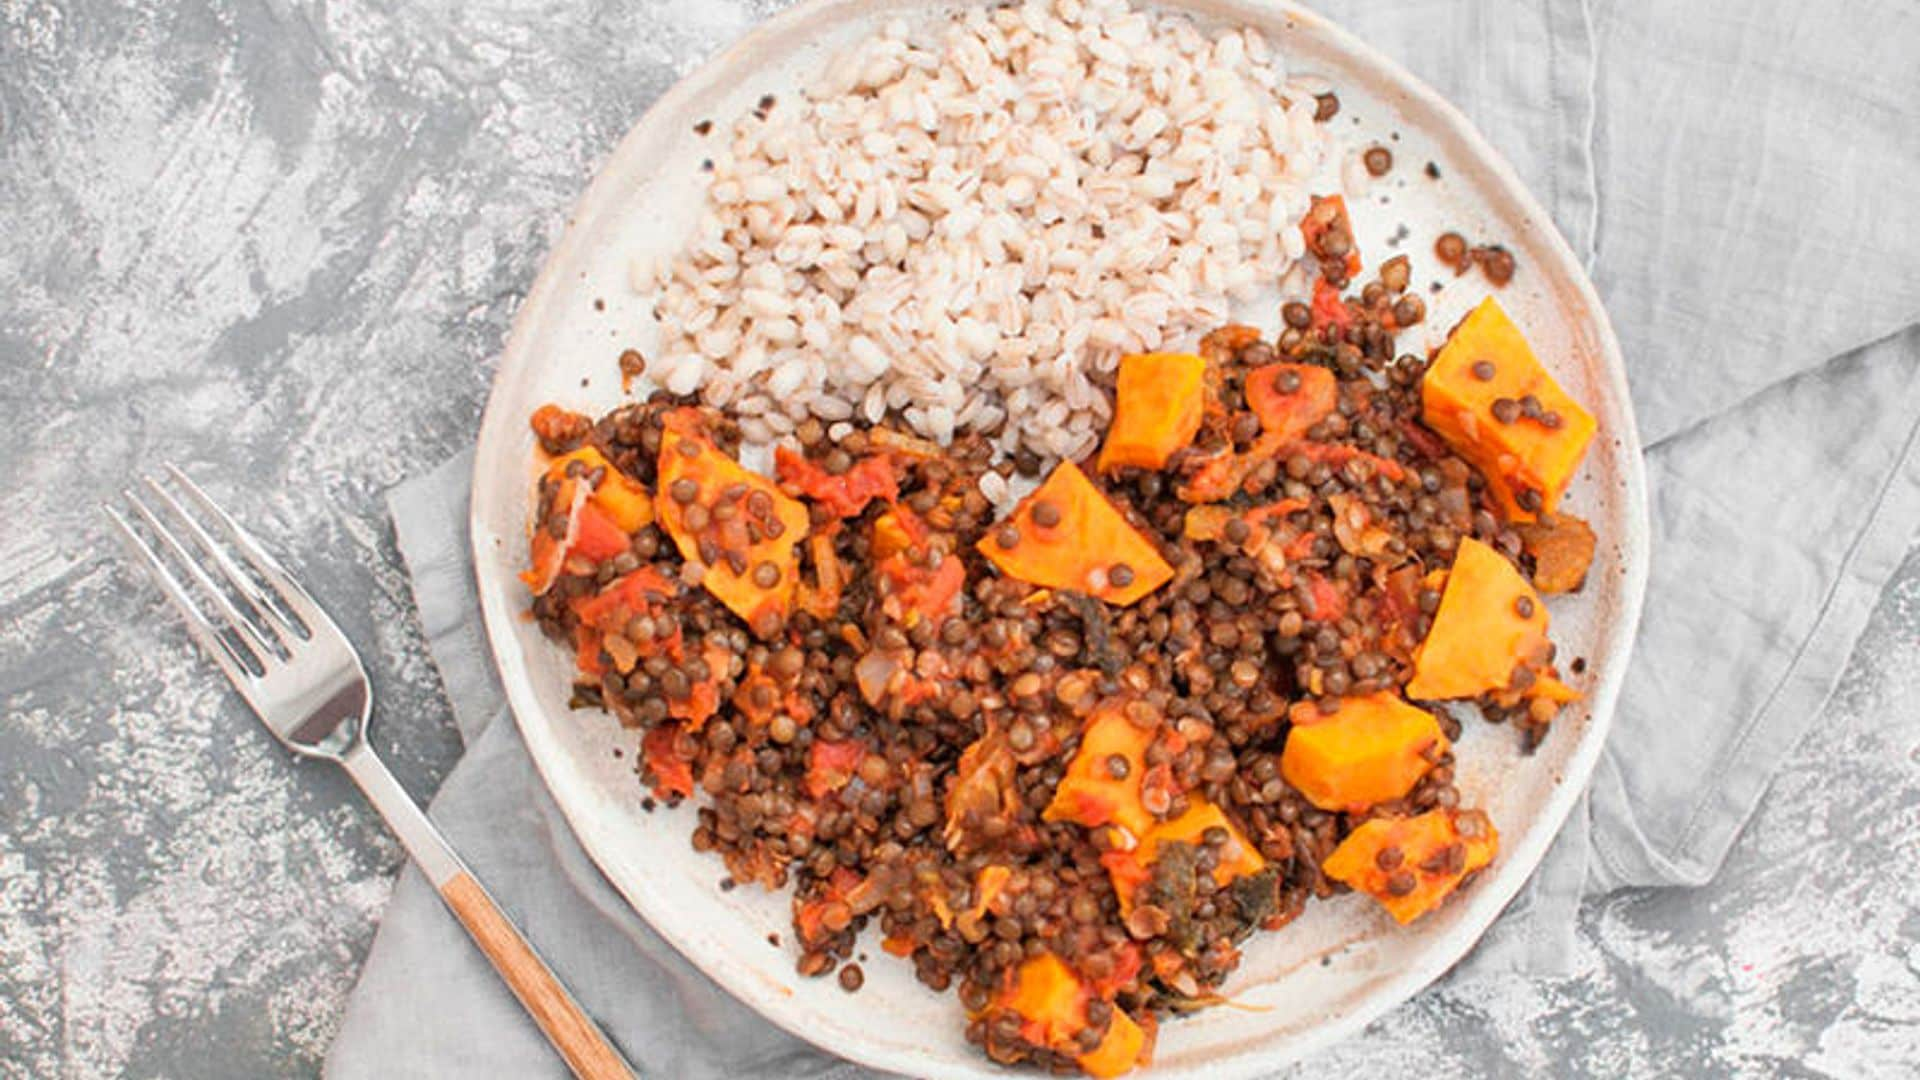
[439,871,632,1080]
[341,744,634,1080]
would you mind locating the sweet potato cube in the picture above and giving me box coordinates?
[546,446,654,532]
[1077,1007,1151,1078]
[1322,808,1498,924]
[1405,537,1554,701]
[1281,693,1449,812]
[1044,704,1156,838]
[1097,352,1208,473]
[1137,797,1265,886]
[521,446,657,595]
[655,414,809,634]
[987,953,1152,1077]
[994,952,1089,1048]
[978,461,1172,606]
[1105,796,1265,912]
[1421,297,1595,521]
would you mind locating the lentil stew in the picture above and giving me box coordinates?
[518,235,1596,1076]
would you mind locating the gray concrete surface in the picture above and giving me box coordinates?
[3,1,1917,1077]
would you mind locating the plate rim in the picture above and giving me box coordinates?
[467,1,1652,1076]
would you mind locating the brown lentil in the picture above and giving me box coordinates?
[1478,246,1517,286]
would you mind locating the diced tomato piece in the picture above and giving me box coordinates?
[1244,364,1338,442]
[641,724,694,799]
[1292,441,1407,482]
[521,531,566,595]
[1099,850,1151,911]
[775,446,899,519]
[878,552,966,625]
[1304,573,1348,621]
[1310,277,1352,333]
[1085,942,1143,1000]
[520,480,592,595]
[572,568,679,633]
[665,639,733,731]
[674,678,720,731]
[795,866,864,946]
[1300,193,1362,276]
[805,738,867,799]
[573,625,604,678]
[1244,498,1309,533]
[568,501,630,561]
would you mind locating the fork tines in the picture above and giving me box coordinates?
[104,465,317,686]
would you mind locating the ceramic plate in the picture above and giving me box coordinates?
[468,2,1650,1075]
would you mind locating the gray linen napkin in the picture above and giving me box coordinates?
[329,0,1920,1074]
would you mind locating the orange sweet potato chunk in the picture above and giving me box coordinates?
[986,953,1153,1077]
[655,413,810,634]
[1104,796,1265,913]
[521,446,656,595]
[546,446,654,531]
[1097,352,1208,473]
[1421,297,1596,521]
[978,461,1173,606]
[1405,537,1553,701]
[1321,808,1498,924]
[1280,693,1449,812]
[1043,704,1156,838]
[1137,797,1264,884]
[995,953,1087,1050]
[1077,1007,1150,1078]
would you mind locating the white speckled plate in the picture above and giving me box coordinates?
[469,1,1649,1076]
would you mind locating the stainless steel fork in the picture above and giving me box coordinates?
[107,465,634,1080]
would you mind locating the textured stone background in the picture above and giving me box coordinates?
[3,1,1917,1077]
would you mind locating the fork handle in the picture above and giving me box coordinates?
[341,744,635,1080]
